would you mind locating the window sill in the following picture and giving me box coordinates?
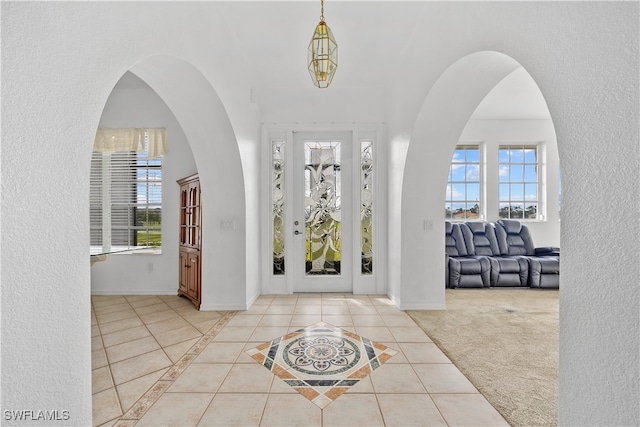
[90,246,162,256]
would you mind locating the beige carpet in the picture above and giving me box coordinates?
[408,289,558,427]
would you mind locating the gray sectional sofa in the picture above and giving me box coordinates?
[445,219,559,289]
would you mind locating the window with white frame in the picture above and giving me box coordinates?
[90,130,164,253]
[498,145,539,219]
[446,145,481,220]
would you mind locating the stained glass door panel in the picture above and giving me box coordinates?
[304,141,341,275]
[293,132,352,292]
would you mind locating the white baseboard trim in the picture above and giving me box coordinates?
[245,293,260,309]
[91,290,177,296]
[398,302,446,310]
[199,303,248,311]
[386,292,400,308]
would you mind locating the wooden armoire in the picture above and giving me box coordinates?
[177,174,201,309]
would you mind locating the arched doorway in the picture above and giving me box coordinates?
[91,56,248,310]
[399,51,558,309]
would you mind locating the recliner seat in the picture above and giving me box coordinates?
[495,220,560,289]
[459,221,528,287]
[445,222,491,288]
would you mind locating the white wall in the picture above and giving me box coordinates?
[1,2,638,426]
[2,3,256,424]
[459,118,561,247]
[91,73,197,295]
[389,3,638,424]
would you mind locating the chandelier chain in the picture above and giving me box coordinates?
[320,0,325,21]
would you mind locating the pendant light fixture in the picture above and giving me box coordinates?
[308,0,338,88]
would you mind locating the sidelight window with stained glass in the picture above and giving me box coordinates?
[361,141,373,275]
[272,140,286,275]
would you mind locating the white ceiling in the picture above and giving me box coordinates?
[215,2,428,89]
[118,2,551,121]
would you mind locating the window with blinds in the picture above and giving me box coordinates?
[90,144,162,254]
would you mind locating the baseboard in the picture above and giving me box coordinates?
[246,292,260,308]
[199,303,248,311]
[91,289,177,296]
[398,301,446,310]
[386,292,400,308]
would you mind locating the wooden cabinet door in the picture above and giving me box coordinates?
[177,174,201,310]
[186,252,200,300]
[179,187,188,245]
[188,181,200,248]
[178,250,189,295]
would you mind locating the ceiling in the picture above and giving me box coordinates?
[117,2,551,121]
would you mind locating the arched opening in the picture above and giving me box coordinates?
[402,52,561,425]
[456,66,560,243]
[90,71,198,293]
[91,55,247,309]
[399,51,558,308]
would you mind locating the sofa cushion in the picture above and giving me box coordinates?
[537,256,560,274]
[496,220,535,256]
[528,255,560,288]
[458,258,484,274]
[492,257,523,273]
[445,222,468,257]
[461,222,501,256]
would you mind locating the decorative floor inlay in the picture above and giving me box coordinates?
[246,321,397,408]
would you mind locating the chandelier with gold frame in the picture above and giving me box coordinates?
[307,0,338,88]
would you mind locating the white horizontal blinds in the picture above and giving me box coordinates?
[90,153,106,250]
[90,128,164,254]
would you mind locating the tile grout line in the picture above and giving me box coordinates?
[112,309,238,426]
[97,296,178,425]
[106,296,179,422]
[102,299,169,393]
[92,298,126,424]
[194,301,270,427]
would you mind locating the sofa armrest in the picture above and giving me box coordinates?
[535,246,560,256]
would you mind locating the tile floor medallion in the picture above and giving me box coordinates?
[246,321,397,409]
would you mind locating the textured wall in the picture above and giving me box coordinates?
[544,4,639,424]
[1,2,638,426]
[395,3,639,424]
[1,3,255,425]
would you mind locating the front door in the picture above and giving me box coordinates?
[292,131,352,292]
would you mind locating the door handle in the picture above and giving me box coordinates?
[294,230,301,235]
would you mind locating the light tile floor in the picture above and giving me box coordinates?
[92,294,509,426]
